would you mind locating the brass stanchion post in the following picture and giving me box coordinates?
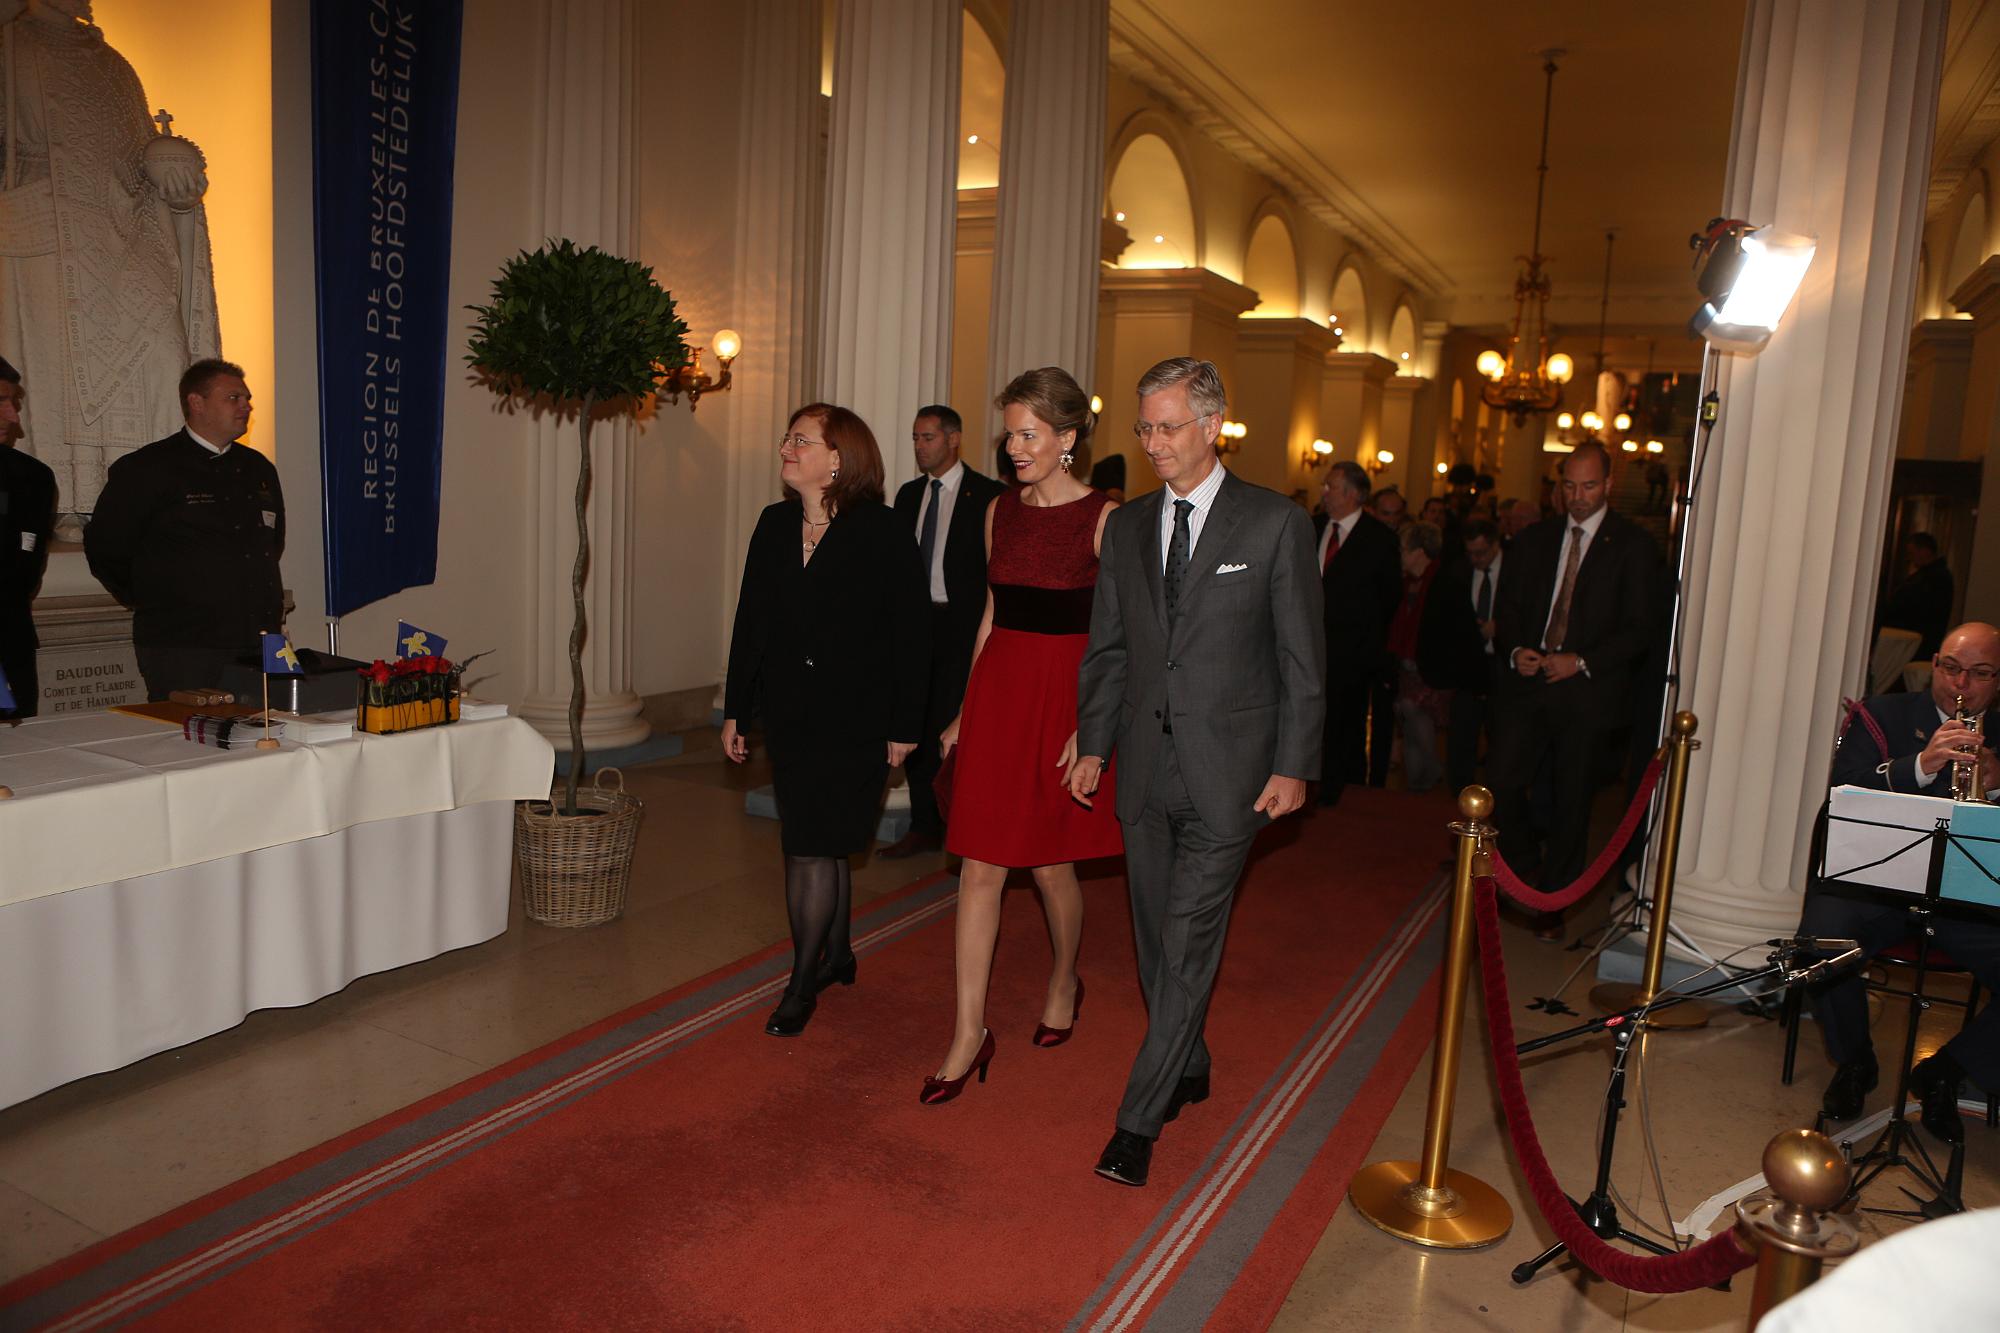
[1349,786,1513,1248]
[1592,711,1708,1027]
[1735,1129,1857,1328]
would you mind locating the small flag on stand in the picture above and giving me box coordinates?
[262,632,304,675]
[396,622,447,659]
[0,663,15,713]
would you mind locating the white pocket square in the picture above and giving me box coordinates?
[1216,562,1250,574]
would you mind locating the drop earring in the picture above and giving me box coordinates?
[1059,450,1074,473]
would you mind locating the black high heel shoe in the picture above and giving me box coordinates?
[919,1030,995,1105]
[814,953,858,991]
[764,988,817,1037]
[1034,977,1085,1048]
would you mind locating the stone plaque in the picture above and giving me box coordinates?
[35,641,147,715]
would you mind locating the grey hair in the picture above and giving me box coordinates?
[1402,520,1443,560]
[1326,459,1370,499]
[1136,356,1228,421]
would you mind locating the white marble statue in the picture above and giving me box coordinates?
[0,0,221,525]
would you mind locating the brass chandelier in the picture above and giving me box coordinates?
[1477,51,1574,424]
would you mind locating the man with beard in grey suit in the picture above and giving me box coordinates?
[1068,357,1325,1187]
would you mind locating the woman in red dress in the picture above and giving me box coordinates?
[921,367,1122,1104]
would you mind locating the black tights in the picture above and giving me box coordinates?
[783,855,852,998]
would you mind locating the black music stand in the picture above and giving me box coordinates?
[1815,812,1964,1220]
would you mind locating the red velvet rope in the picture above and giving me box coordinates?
[1488,756,1665,913]
[1470,876,1755,1292]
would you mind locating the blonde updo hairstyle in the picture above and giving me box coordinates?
[995,366,1095,474]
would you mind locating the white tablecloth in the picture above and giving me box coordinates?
[0,713,554,905]
[0,800,516,1110]
[0,711,556,1109]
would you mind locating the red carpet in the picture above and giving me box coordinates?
[4,789,1453,1331]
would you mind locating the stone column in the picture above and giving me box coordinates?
[818,0,961,492]
[519,0,649,751]
[1379,376,1428,500]
[985,0,1109,439]
[1096,268,1257,493]
[1320,352,1396,473]
[1670,0,1944,960]
[1234,319,1338,496]
[722,0,821,655]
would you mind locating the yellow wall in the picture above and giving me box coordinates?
[96,0,274,457]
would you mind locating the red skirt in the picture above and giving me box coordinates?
[945,628,1123,867]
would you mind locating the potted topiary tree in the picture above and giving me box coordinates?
[467,237,689,925]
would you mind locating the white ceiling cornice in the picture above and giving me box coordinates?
[1108,0,1453,298]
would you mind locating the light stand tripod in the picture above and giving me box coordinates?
[1509,944,1843,1285]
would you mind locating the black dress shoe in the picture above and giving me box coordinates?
[1094,1129,1154,1187]
[1163,1071,1210,1124]
[813,953,858,991]
[764,990,817,1037]
[1908,1054,1966,1145]
[1820,1057,1878,1122]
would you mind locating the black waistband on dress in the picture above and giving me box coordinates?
[990,583,1094,635]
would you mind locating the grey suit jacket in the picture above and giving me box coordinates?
[1077,469,1327,840]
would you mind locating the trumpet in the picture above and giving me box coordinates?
[1951,694,1990,803]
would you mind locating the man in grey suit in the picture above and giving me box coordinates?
[1068,357,1326,1187]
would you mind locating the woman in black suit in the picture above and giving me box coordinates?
[722,403,930,1036]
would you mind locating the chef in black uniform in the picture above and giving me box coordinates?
[0,356,57,719]
[85,359,285,700]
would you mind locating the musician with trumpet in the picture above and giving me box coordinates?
[1797,621,2000,1145]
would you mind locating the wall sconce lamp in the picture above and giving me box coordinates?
[659,329,742,411]
[1621,439,1640,453]
[1434,461,1449,475]
[1364,448,1395,475]
[1090,394,1104,415]
[1645,439,1664,454]
[1216,419,1248,455]
[1301,437,1334,470]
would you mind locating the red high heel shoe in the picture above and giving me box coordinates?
[919,1030,995,1105]
[1033,977,1085,1048]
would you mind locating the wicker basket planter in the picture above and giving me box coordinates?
[514,768,644,927]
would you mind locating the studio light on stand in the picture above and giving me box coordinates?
[1589,220,1815,1022]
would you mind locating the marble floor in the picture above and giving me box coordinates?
[3,732,1994,1329]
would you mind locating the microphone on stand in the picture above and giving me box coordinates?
[1765,937,1862,985]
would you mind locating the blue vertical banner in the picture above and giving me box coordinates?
[310,0,464,617]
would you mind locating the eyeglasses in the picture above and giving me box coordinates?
[1131,414,1210,442]
[1936,657,2000,682]
[778,434,825,451]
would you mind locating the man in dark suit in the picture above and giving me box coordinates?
[881,405,1005,857]
[1801,621,2000,1144]
[1487,443,1659,933]
[84,359,284,701]
[1071,357,1324,1187]
[1313,460,1399,805]
[1432,517,1504,793]
[0,356,57,719]
[1877,531,1954,658]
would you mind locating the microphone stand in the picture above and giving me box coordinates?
[1509,945,1841,1286]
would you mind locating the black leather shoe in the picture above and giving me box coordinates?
[1094,1129,1154,1187]
[1820,1057,1878,1122]
[1163,1071,1210,1124]
[813,953,858,991]
[764,990,816,1037]
[1909,1054,1966,1145]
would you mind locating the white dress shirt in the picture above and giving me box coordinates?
[1314,506,1363,569]
[1539,504,1608,648]
[914,460,965,604]
[187,427,231,456]
[1159,461,1228,572]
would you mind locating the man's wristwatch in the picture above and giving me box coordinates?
[1575,655,1590,677]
